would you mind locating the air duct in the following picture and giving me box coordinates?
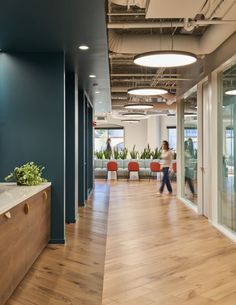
[109,0,236,55]
[110,0,146,8]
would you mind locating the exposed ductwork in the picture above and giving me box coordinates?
[108,0,236,55]
[110,0,146,8]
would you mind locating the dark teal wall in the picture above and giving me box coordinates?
[66,72,78,222]
[78,91,85,206]
[78,91,93,205]
[0,52,65,243]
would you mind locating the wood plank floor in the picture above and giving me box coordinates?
[6,183,109,305]
[102,180,236,305]
[5,180,236,305]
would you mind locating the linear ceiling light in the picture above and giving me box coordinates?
[225,89,236,95]
[124,103,154,110]
[122,112,146,118]
[128,87,168,96]
[134,50,197,68]
[121,119,140,123]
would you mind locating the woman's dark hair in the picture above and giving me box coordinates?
[162,140,169,150]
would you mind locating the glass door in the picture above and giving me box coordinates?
[182,90,198,205]
[219,64,236,232]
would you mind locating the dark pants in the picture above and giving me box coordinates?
[185,167,195,194]
[160,167,172,193]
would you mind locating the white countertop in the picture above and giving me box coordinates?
[0,182,51,216]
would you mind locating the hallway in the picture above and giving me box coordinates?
[6,181,236,305]
[103,181,236,305]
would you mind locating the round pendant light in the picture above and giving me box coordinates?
[128,87,168,96]
[124,103,154,110]
[121,119,140,123]
[225,89,236,95]
[134,50,197,68]
[122,112,145,118]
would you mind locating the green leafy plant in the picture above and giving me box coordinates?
[140,144,152,159]
[95,150,104,159]
[130,145,139,159]
[113,147,120,160]
[172,150,177,160]
[5,162,47,186]
[119,147,128,159]
[151,147,162,159]
[103,149,112,159]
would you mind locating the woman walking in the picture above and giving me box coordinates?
[157,140,173,195]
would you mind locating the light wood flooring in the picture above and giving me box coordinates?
[6,180,236,305]
[102,180,236,305]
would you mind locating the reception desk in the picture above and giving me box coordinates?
[0,183,51,305]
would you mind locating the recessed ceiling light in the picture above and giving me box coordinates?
[78,45,89,50]
[124,103,154,110]
[122,112,145,118]
[128,87,168,96]
[95,91,100,94]
[89,74,96,78]
[225,89,236,95]
[98,101,103,104]
[134,50,197,68]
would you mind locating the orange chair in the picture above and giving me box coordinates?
[171,162,177,181]
[127,161,140,181]
[149,161,161,181]
[106,161,118,180]
[172,162,177,173]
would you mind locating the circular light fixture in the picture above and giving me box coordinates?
[89,74,96,78]
[122,112,145,118]
[225,89,236,95]
[78,45,89,50]
[134,50,197,68]
[121,119,140,123]
[128,87,168,96]
[124,103,154,110]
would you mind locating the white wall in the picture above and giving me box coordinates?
[161,115,177,144]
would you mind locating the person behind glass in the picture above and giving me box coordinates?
[184,140,195,195]
[158,140,173,195]
[106,138,112,152]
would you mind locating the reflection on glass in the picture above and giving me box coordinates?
[182,92,198,205]
[219,64,236,232]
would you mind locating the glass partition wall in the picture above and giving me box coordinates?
[182,91,198,205]
[219,63,236,233]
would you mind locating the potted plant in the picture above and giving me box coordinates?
[95,150,104,159]
[130,145,139,159]
[5,161,47,186]
[113,147,120,160]
[119,147,128,160]
[152,147,161,159]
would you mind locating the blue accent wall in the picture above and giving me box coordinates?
[0,52,65,243]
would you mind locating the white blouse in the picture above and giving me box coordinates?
[161,150,173,168]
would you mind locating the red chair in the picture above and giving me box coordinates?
[149,161,161,181]
[172,162,177,173]
[171,162,177,181]
[127,161,140,181]
[106,161,118,180]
